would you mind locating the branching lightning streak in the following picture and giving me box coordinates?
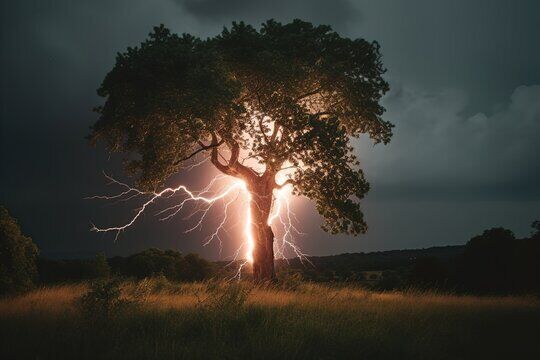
[270,183,312,266]
[89,171,310,278]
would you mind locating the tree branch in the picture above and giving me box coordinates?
[174,138,224,165]
[254,91,270,144]
[275,178,295,189]
[228,140,260,179]
[210,134,259,180]
[258,118,269,144]
[210,133,234,176]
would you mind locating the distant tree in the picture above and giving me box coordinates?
[512,221,540,292]
[460,228,516,293]
[175,253,214,282]
[531,220,540,238]
[126,248,181,279]
[0,206,39,294]
[89,20,392,281]
[121,248,213,281]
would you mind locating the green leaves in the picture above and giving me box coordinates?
[91,25,242,189]
[289,117,370,234]
[0,206,39,295]
[90,20,392,235]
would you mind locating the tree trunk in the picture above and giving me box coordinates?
[246,178,276,282]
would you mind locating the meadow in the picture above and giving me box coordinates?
[1,279,539,360]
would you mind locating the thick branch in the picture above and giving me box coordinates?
[228,140,260,180]
[228,140,241,166]
[210,134,259,181]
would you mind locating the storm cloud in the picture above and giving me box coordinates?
[178,0,360,31]
[1,0,538,258]
[360,84,540,200]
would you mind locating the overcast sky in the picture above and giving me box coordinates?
[1,0,539,259]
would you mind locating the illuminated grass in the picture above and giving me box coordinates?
[1,281,539,359]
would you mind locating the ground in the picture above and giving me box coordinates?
[1,280,539,359]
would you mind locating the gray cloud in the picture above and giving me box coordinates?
[177,0,360,32]
[353,0,540,114]
[358,84,540,200]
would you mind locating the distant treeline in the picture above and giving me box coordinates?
[20,224,540,295]
[38,249,214,284]
[274,223,540,295]
[2,203,539,296]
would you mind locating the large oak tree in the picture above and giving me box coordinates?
[90,20,392,281]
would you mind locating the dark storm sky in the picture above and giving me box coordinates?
[1,0,539,259]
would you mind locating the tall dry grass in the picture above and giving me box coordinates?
[2,281,537,315]
[1,280,539,359]
[0,283,87,316]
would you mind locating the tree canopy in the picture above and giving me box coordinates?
[0,206,39,294]
[90,19,392,235]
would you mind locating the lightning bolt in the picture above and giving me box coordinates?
[88,170,310,278]
[270,181,312,266]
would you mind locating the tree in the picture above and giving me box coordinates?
[118,248,213,281]
[125,248,182,279]
[0,206,39,294]
[175,253,214,282]
[460,228,516,293]
[90,20,392,281]
[531,220,540,238]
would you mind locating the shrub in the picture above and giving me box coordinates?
[277,271,304,291]
[80,279,131,319]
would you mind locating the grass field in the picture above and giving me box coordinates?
[1,279,539,359]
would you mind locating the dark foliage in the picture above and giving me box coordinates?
[0,206,39,295]
[408,257,448,290]
[270,222,540,295]
[457,226,540,294]
[38,253,110,284]
[34,223,540,294]
[39,249,214,284]
[80,278,130,320]
[268,245,462,283]
[90,19,392,236]
[110,248,214,281]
